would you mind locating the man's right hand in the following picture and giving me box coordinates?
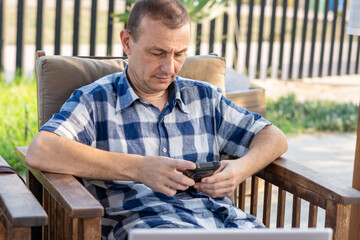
[134,156,196,197]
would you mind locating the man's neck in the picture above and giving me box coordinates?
[126,69,170,111]
[137,89,169,112]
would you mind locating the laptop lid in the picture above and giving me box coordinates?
[129,228,333,240]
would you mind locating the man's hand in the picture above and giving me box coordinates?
[134,156,196,197]
[193,160,242,198]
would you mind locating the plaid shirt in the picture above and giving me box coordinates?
[41,67,270,240]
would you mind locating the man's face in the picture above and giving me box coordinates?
[121,16,190,95]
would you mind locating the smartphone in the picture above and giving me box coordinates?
[183,161,221,183]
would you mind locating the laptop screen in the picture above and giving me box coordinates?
[129,228,333,240]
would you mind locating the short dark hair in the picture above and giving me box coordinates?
[127,0,190,42]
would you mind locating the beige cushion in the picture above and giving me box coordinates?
[36,55,225,128]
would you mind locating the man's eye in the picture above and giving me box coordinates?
[151,52,162,56]
[175,52,186,58]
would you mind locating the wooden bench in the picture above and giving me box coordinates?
[0,155,47,240]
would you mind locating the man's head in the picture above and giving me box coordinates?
[120,0,191,97]
[127,0,190,42]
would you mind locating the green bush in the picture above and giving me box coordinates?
[266,93,359,134]
[0,76,38,174]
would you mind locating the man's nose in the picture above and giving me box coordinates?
[160,55,175,76]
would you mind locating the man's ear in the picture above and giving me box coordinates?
[120,29,132,55]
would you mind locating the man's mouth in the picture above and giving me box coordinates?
[154,75,173,82]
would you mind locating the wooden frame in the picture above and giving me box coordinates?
[14,52,360,240]
[0,156,47,240]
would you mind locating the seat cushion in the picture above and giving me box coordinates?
[36,55,225,128]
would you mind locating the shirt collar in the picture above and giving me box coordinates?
[115,67,189,114]
[173,77,190,114]
[115,66,140,114]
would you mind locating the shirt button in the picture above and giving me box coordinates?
[162,148,167,153]
[142,106,146,110]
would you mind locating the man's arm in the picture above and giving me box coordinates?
[194,124,288,198]
[26,130,196,196]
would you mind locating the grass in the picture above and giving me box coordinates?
[0,76,358,174]
[0,75,38,174]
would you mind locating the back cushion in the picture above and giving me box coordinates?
[36,55,225,128]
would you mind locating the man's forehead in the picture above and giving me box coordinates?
[137,15,190,36]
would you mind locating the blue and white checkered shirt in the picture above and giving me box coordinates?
[41,67,270,240]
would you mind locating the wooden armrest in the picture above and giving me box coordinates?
[15,146,103,218]
[258,157,360,208]
[0,156,47,227]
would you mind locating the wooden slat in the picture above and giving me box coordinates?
[328,0,338,76]
[276,189,286,228]
[72,218,79,240]
[288,0,299,79]
[56,203,64,239]
[82,217,102,240]
[238,182,246,211]
[63,210,74,240]
[27,169,43,239]
[16,0,25,70]
[8,227,31,240]
[337,0,348,76]
[262,182,272,227]
[308,203,318,227]
[0,209,9,239]
[49,196,56,239]
[292,196,301,227]
[15,147,104,218]
[44,188,50,240]
[326,201,351,240]
[250,177,258,216]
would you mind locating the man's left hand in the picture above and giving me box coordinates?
[193,160,244,198]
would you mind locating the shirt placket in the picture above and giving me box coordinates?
[158,117,169,157]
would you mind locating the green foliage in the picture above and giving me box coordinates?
[0,75,38,174]
[266,93,359,134]
[112,0,229,24]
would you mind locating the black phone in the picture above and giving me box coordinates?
[183,161,221,183]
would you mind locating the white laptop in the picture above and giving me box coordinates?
[128,228,333,240]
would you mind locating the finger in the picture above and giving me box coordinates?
[201,170,231,184]
[158,185,177,197]
[213,163,226,174]
[199,186,234,198]
[176,167,186,172]
[169,171,195,187]
[170,159,196,170]
[195,178,232,191]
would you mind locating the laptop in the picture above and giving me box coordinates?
[128,228,333,240]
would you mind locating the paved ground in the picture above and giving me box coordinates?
[249,76,359,227]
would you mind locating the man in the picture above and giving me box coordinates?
[26,0,288,239]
